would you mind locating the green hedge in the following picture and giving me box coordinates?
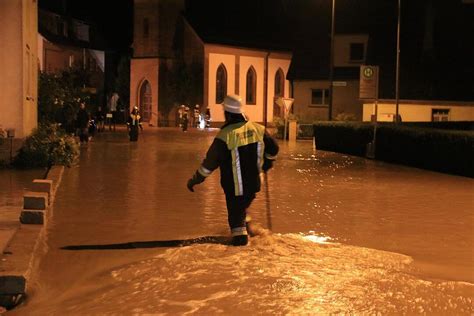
[400,121,474,131]
[375,126,474,177]
[313,122,474,178]
[313,122,373,156]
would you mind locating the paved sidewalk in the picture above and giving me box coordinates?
[0,166,62,310]
[0,169,44,254]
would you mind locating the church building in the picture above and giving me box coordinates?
[130,0,292,127]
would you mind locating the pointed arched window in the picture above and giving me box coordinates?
[274,68,285,97]
[246,66,257,105]
[216,64,227,104]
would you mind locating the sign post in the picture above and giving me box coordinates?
[276,97,294,141]
[360,65,379,158]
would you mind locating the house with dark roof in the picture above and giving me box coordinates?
[38,9,106,96]
[287,33,369,122]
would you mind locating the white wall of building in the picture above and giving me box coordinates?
[207,53,236,123]
[240,55,264,122]
[363,101,474,122]
[267,57,292,121]
[206,50,291,124]
[0,0,38,138]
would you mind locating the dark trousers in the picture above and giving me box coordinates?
[129,125,139,141]
[225,193,256,235]
[77,128,88,143]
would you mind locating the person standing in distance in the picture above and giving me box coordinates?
[187,94,279,246]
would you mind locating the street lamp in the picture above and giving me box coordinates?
[328,0,335,121]
[395,0,401,123]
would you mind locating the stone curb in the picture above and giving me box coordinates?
[0,165,64,310]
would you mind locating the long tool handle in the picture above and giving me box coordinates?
[264,173,272,231]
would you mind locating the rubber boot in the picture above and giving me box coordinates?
[231,235,248,246]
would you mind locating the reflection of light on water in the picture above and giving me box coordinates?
[302,234,333,244]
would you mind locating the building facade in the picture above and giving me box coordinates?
[362,100,474,122]
[289,34,369,122]
[38,9,105,100]
[0,0,38,139]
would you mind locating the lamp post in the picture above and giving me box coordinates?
[395,0,401,123]
[328,0,335,121]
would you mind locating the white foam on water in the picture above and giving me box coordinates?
[45,233,473,315]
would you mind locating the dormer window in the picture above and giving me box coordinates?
[350,43,364,62]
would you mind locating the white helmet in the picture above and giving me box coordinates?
[222,94,242,114]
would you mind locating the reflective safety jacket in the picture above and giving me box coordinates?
[196,119,279,196]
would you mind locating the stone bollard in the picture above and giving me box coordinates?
[30,179,53,204]
[288,120,297,143]
[23,191,48,210]
[21,191,48,225]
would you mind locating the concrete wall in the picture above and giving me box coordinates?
[363,100,474,122]
[130,58,159,126]
[205,45,291,124]
[0,0,38,139]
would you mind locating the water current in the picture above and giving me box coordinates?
[8,128,473,315]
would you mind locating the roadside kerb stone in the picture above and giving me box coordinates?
[0,166,64,310]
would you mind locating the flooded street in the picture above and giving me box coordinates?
[10,128,473,315]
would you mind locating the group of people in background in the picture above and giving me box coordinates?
[71,95,217,144]
[177,104,211,132]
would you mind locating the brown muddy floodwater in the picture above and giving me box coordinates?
[9,128,473,315]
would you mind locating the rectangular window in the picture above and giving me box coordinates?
[143,18,149,38]
[432,109,450,122]
[350,43,364,61]
[311,89,329,106]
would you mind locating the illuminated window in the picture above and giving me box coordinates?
[216,64,227,104]
[311,89,329,106]
[274,68,284,97]
[432,109,450,122]
[246,66,257,105]
[143,18,149,38]
[350,43,364,61]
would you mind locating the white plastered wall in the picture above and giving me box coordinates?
[239,56,264,122]
[207,53,235,123]
[362,102,474,122]
[267,57,291,122]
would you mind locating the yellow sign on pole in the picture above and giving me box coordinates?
[359,65,379,100]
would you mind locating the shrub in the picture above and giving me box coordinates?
[376,126,474,177]
[13,124,80,169]
[313,122,374,156]
[312,121,474,177]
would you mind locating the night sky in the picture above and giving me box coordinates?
[38,0,474,101]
